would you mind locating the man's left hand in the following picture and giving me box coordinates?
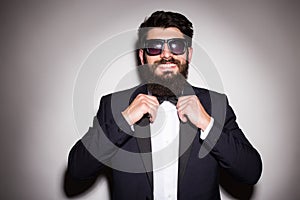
[177,95,211,131]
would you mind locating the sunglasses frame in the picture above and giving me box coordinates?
[144,38,190,56]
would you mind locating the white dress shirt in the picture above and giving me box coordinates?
[151,101,180,200]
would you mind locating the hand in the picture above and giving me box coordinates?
[177,95,211,131]
[122,94,160,125]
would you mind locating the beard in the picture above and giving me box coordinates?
[139,57,189,97]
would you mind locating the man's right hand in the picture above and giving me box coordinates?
[121,94,160,125]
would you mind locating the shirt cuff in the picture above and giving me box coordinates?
[200,117,214,140]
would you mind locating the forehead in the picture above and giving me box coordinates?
[146,27,184,39]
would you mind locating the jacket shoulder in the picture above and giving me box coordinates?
[100,84,146,101]
[192,86,226,99]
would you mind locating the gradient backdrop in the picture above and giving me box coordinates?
[0,0,299,199]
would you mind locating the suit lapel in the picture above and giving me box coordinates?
[177,86,212,187]
[178,84,203,188]
[178,121,198,187]
[135,120,153,190]
[129,84,153,189]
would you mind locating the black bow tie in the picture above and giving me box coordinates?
[156,96,178,105]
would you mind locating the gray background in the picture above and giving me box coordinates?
[1,0,299,199]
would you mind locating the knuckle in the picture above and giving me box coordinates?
[137,94,145,100]
[140,99,146,104]
[140,102,147,110]
[136,94,142,99]
[140,102,148,110]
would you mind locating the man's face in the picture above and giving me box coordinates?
[139,27,193,79]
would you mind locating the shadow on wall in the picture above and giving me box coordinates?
[63,166,256,199]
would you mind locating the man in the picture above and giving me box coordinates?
[68,11,262,200]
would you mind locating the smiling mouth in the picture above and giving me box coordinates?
[157,64,177,71]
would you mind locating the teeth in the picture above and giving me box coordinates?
[159,64,176,68]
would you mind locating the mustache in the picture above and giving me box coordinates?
[153,58,181,66]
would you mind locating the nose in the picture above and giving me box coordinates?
[160,43,173,59]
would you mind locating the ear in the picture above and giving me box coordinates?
[187,47,193,63]
[139,49,145,65]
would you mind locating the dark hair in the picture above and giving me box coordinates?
[138,11,193,47]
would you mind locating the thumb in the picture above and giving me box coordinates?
[178,112,188,122]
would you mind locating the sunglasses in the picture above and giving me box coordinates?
[144,38,189,56]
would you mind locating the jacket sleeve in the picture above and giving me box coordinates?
[200,95,263,185]
[68,94,134,180]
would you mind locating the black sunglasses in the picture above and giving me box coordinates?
[144,38,189,56]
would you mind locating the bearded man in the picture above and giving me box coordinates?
[68,11,262,200]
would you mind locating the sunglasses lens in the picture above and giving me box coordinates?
[147,48,162,56]
[169,39,186,55]
[145,40,163,56]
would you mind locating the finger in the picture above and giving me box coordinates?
[145,94,160,105]
[178,110,187,122]
[178,97,201,112]
[144,100,159,121]
[135,94,159,106]
[177,103,186,120]
[141,96,160,108]
[148,113,153,123]
[177,96,192,108]
[138,97,159,113]
[178,95,199,104]
[177,95,193,102]
[176,100,190,113]
[148,107,158,123]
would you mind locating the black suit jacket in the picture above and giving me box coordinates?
[68,84,262,200]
